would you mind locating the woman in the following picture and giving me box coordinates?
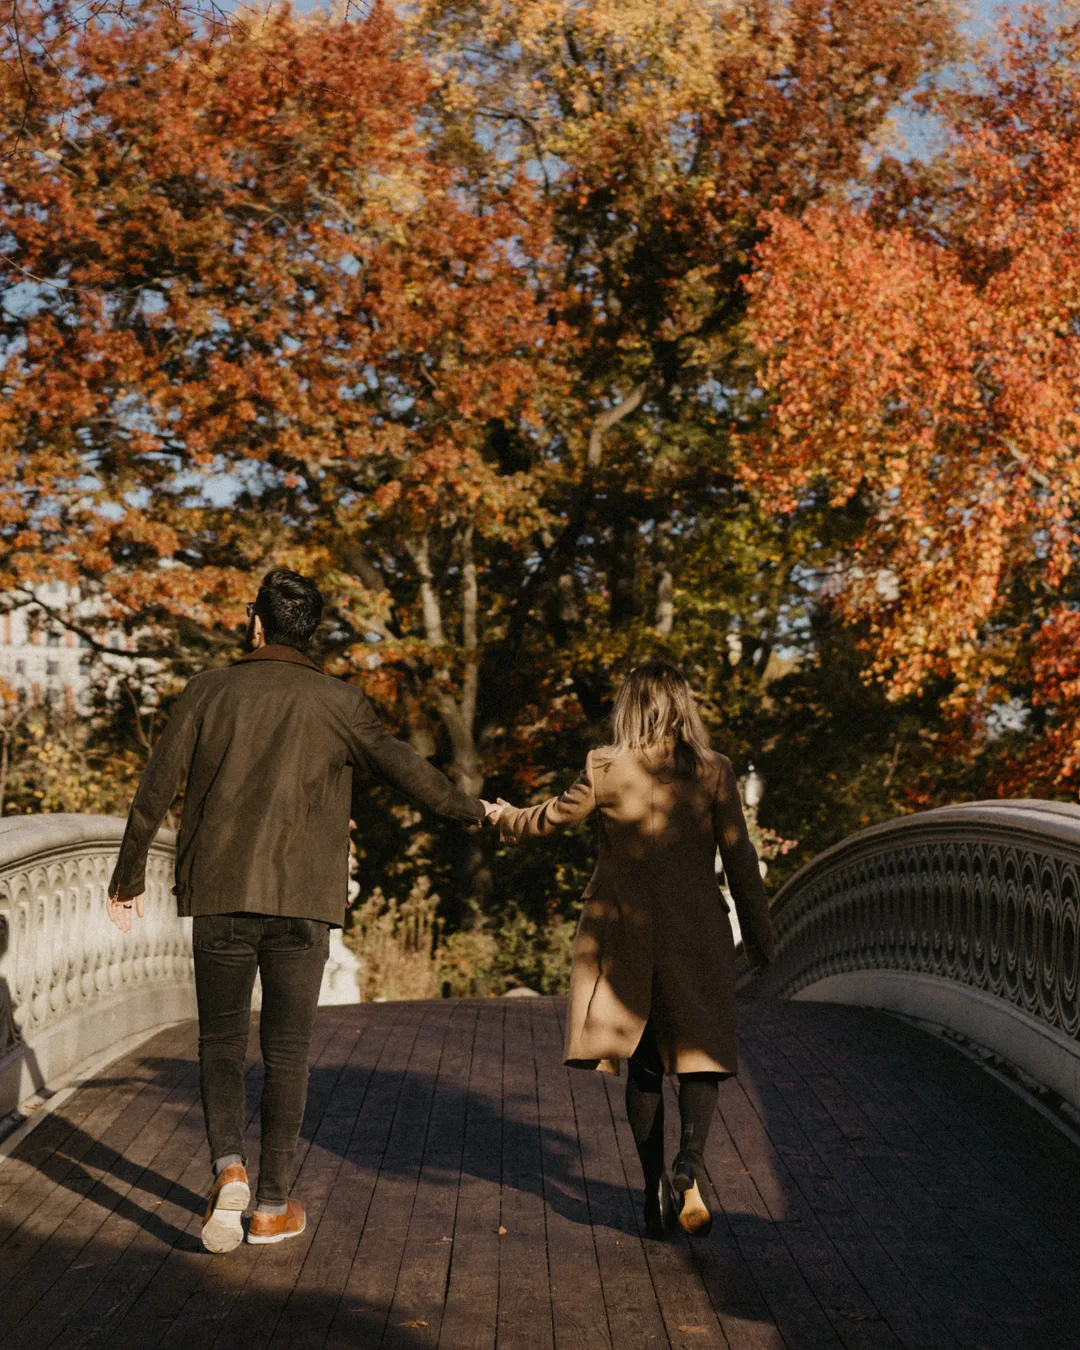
[488,661,774,1239]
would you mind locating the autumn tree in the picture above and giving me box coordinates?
[409,0,961,776]
[0,0,966,924]
[742,3,1080,799]
[0,0,565,883]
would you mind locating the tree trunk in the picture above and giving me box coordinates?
[557,573,580,625]
[609,517,637,627]
[655,567,674,635]
[409,527,491,913]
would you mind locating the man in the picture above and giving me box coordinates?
[107,568,486,1253]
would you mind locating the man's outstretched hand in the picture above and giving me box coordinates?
[107,890,144,933]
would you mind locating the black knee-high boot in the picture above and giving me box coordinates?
[675,1072,720,1181]
[671,1072,722,1236]
[627,1021,677,1237]
[625,1064,665,1188]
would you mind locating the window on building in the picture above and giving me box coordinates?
[47,631,60,647]
[14,659,25,676]
[46,659,60,676]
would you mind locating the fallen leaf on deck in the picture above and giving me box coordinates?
[399,1321,428,1329]
[497,1225,508,1235]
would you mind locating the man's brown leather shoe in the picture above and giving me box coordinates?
[201,1164,250,1254]
[247,1197,306,1245]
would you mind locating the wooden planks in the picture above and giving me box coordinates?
[435,1000,504,1350]
[1,996,1079,1349]
[531,1000,609,1350]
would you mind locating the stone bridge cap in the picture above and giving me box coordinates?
[858,799,1080,845]
[0,814,175,871]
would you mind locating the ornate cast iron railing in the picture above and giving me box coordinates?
[742,801,1080,1111]
[0,813,363,1123]
[0,814,191,1119]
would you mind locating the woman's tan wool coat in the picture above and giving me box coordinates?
[499,747,775,1077]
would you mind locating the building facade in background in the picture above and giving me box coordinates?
[0,583,133,714]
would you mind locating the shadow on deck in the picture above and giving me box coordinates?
[1,997,1078,1350]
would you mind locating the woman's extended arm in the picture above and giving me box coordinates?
[714,757,775,968]
[497,753,597,842]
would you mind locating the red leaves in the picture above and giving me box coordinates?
[742,6,1080,783]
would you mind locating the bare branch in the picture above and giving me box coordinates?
[7,587,200,659]
[655,568,674,636]
[475,106,551,193]
[461,524,478,656]
[121,678,152,750]
[1001,436,1051,490]
[587,382,646,469]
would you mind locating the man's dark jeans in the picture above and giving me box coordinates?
[192,913,330,1208]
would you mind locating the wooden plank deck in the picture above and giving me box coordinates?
[1,998,1078,1350]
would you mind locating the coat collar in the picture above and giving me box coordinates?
[234,644,320,672]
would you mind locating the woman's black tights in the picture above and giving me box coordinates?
[625,1019,722,1185]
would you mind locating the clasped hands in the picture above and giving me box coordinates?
[479,798,513,828]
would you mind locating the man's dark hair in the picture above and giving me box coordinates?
[253,569,324,651]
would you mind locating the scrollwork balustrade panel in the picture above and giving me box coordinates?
[0,815,190,1064]
[747,803,1080,1050]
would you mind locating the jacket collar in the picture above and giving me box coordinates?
[234,644,320,671]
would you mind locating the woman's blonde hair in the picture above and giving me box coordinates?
[606,660,711,777]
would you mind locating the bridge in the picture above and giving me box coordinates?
[1,809,1078,1348]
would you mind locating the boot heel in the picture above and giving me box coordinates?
[215,1179,250,1211]
[644,1172,680,1239]
[678,1180,713,1237]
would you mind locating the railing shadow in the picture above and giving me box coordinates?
[0,1008,787,1347]
[34,1001,1080,1346]
[1,906,202,1252]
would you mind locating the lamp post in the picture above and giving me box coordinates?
[740,763,765,811]
[739,763,769,883]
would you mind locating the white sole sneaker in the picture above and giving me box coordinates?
[201,1178,250,1254]
[246,1209,307,1244]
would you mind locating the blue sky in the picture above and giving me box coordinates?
[966,0,1023,36]
[275,0,1037,161]
[900,0,1036,158]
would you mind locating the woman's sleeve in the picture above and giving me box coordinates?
[714,757,776,967]
[498,753,597,842]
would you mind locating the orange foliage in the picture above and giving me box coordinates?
[744,4,1080,791]
[0,0,560,634]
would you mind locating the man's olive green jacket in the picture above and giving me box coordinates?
[109,645,485,926]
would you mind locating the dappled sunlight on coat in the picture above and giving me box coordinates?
[499,746,774,1076]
